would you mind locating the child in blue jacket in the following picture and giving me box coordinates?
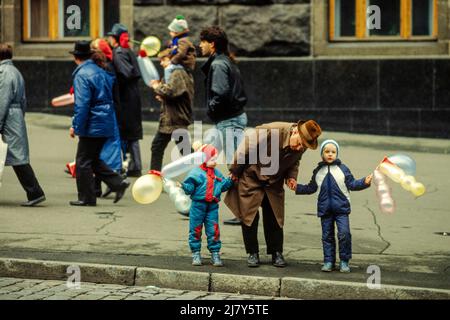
[181,145,234,267]
[295,140,372,272]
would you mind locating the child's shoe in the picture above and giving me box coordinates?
[340,261,351,273]
[192,252,202,266]
[321,262,335,272]
[211,252,224,267]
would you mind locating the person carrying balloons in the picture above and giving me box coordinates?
[295,139,372,273]
[149,48,194,172]
[180,145,234,267]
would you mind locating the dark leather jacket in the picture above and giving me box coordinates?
[201,53,247,123]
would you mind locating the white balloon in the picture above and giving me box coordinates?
[161,152,206,179]
[373,170,385,186]
[379,163,405,183]
[174,194,191,214]
[169,187,185,202]
[388,154,416,176]
[163,179,177,194]
[137,56,160,87]
[380,196,395,214]
[373,169,395,214]
[376,183,390,197]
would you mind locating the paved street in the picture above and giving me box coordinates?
[0,277,290,300]
[0,113,449,294]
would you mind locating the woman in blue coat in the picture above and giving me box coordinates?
[296,139,372,273]
[0,44,45,206]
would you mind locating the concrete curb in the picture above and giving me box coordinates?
[0,258,136,286]
[1,258,449,299]
[210,273,280,297]
[135,267,210,292]
[280,277,450,300]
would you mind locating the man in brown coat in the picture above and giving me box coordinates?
[225,120,322,267]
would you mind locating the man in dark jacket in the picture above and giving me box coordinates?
[69,41,129,206]
[0,43,45,207]
[107,23,143,177]
[199,26,248,225]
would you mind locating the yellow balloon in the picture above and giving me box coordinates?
[140,36,161,57]
[132,174,163,204]
[410,182,426,197]
[400,175,416,192]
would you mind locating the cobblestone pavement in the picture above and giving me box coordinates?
[0,277,293,300]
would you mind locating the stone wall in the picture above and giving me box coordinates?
[133,0,311,56]
[15,58,450,139]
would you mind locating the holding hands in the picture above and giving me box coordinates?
[286,178,297,191]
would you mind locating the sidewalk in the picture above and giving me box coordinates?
[0,113,449,299]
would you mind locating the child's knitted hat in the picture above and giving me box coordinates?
[168,15,189,34]
[320,139,340,157]
[201,144,218,163]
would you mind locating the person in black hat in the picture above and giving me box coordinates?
[107,23,143,178]
[68,40,130,206]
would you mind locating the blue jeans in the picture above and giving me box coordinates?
[209,113,247,164]
[320,213,352,264]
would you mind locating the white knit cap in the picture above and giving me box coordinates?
[320,139,340,157]
[168,15,189,33]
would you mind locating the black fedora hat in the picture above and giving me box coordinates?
[69,40,94,56]
[106,23,128,37]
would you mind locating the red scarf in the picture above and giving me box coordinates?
[200,163,221,203]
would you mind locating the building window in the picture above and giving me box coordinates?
[23,0,120,42]
[329,0,438,41]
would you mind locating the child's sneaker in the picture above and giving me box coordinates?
[321,262,335,272]
[340,261,351,273]
[211,252,224,267]
[192,252,202,266]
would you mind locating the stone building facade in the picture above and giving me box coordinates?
[1,0,449,138]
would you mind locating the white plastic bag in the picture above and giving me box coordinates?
[0,134,8,188]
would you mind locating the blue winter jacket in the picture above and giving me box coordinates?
[181,167,234,202]
[72,60,116,137]
[296,159,369,217]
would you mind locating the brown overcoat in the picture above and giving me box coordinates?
[224,122,305,228]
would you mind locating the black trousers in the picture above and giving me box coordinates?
[150,131,192,171]
[13,164,44,201]
[76,137,123,203]
[241,194,284,255]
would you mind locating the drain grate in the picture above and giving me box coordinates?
[434,232,450,236]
